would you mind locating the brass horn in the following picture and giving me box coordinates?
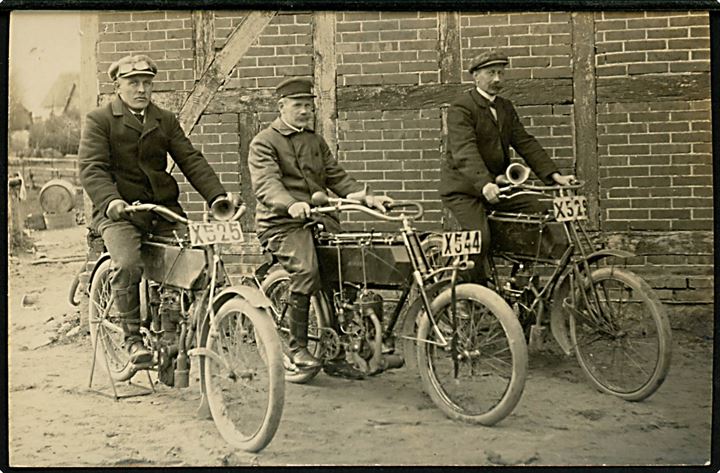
[210,194,235,221]
[495,163,530,186]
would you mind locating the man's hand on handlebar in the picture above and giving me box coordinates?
[288,201,312,219]
[106,199,131,221]
[347,186,394,213]
[482,183,502,204]
[551,172,577,186]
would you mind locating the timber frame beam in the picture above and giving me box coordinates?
[178,10,277,135]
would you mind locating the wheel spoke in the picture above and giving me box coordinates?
[570,268,670,401]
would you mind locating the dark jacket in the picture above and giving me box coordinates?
[248,118,363,237]
[440,88,558,199]
[79,96,225,228]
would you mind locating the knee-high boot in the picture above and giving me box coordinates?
[287,292,320,368]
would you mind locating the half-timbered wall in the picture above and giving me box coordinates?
[86,10,713,315]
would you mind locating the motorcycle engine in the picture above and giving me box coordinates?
[336,288,384,367]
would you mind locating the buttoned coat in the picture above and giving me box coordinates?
[79,97,225,229]
[440,88,558,199]
[248,118,363,238]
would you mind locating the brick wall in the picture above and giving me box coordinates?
[593,11,712,307]
[91,10,713,314]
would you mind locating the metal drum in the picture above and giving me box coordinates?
[488,212,569,260]
[39,178,77,214]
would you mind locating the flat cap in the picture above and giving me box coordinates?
[108,54,158,81]
[276,77,315,99]
[468,50,509,73]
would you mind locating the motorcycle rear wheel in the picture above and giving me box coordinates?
[416,283,528,426]
[203,296,284,452]
[87,259,136,382]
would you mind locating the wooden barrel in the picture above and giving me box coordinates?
[39,179,76,214]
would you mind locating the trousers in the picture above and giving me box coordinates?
[441,191,551,282]
[260,218,341,351]
[97,216,186,342]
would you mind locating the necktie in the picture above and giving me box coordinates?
[132,112,144,124]
[488,101,497,122]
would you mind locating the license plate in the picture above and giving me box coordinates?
[553,195,588,222]
[441,231,482,257]
[189,221,245,246]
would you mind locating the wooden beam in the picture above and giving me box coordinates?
[313,11,338,152]
[192,10,215,78]
[439,11,462,84]
[238,112,258,231]
[178,10,276,135]
[571,12,599,229]
[336,80,573,111]
[597,73,711,103]
[78,12,99,227]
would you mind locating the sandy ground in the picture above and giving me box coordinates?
[6,225,714,467]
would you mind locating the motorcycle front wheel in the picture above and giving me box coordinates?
[203,296,284,453]
[416,283,528,426]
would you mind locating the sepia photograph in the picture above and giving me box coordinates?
[5,4,716,468]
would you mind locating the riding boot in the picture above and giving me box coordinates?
[287,292,321,369]
[114,285,151,364]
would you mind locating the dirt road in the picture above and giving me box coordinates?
[7,226,713,467]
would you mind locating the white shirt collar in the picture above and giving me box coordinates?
[476,87,496,103]
[280,117,304,133]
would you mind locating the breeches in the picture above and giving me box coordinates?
[97,216,186,317]
[261,225,323,296]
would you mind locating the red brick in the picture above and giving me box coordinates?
[600,52,646,65]
[626,18,669,29]
[631,176,671,187]
[604,30,645,41]
[608,209,649,220]
[669,15,708,27]
[690,26,709,38]
[692,209,714,220]
[672,176,712,187]
[670,62,710,73]
[509,13,550,25]
[363,63,400,74]
[671,220,713,231]
[595,19,628,31]
[341,31,381,42]
[649,187,692,197]
[690,164,712,175]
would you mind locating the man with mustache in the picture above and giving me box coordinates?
[439,50,575,284]
[249,77,391,377]
[79,54,237,364]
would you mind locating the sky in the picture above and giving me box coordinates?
[9,11,82,116]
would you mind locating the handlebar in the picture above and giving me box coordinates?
[499,180,586,194]
[122,202,247,224]
[310,196,424,222]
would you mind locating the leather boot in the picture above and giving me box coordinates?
[287,292,321,369]
[115,285,151,364]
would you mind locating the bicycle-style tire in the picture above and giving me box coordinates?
[203,296,284,452]
[416,283,528,426]
[87,259,135,382]
[261,268,325,384]
[569,267,672,401]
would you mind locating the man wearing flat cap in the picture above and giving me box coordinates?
[79,54,239,365]
[248,77,391,376]
[439,49,575,284]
